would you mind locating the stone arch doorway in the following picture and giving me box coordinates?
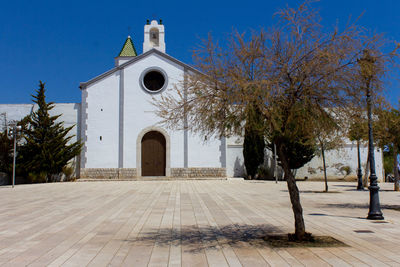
[136,126,170,177]
[141,131,166,176]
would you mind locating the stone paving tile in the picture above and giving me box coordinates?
[0,180,399,266]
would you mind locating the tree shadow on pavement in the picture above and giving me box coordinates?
[281,190,341,193]
[342,188,399,192]
[332,184,356,188]
[123,224,282,252]
[320,203,400,211]
[308,212,365,220]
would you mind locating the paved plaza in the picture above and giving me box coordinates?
[0,180,400,266]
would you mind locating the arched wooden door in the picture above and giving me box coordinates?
[141,131,166,176]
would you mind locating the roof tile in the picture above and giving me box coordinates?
[118,36,137,57]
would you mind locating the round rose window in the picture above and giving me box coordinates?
[140,68,168,93]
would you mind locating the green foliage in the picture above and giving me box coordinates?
[340,165,352,177]
[383,148,394,176]
[18,81,82,183]
[0,130,12,174]
[281,138,316,170]
[269,134,316,171]
[243,103,265,178]
[374,103,400,150]
[28,171,47,183]
[257,166,274,180]
[0,117,29,176]
[266,100,316,171]
[62,165,75,181]
[348,119,368,142]
[374,103,400,189]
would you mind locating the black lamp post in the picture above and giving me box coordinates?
[356,140,364,190]
[366,88,384,220]
[358,50,384,220]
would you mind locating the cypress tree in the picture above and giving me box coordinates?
[0,130,13,174]
[243,103,265,179]
[19,81,82,182]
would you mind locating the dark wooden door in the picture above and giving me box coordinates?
[141,131,166,176]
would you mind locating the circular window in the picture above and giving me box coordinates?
[140,67,168,93]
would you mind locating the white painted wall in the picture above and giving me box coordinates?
[84,72,120,168]
[0,103,80,143]
[296,144,384,181]
[0,103,81,174]
[188,133,223,167]
[115,57,134,67]
[122,53,185,168]
[82,51,226,172]
[143,20,166,53]
[225,136,384,181]
[226,146,245,177]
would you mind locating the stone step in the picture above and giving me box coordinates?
[76,177,228,182]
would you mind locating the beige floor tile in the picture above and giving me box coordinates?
[0,180,398,266]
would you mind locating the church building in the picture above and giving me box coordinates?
[79,20,227,179]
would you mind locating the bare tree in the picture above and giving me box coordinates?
[258,2,373,240]
[314,115,343,192]
[347,107,369,189]
[154,2,397,241]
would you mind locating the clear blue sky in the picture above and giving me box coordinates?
[0,0,399,104]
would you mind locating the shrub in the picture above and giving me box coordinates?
[62,165,75,181]
[28,171,47,183]
[340,165,352,178]
[257,166,274,180]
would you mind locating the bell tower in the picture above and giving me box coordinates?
[143,19,165,53]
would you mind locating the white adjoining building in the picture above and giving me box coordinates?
[0,20,384,181]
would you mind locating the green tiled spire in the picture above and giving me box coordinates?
[118,36,137,57]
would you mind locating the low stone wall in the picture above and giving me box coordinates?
[80,168,137,179]
[80,168,226,179]
[171,168,226,178]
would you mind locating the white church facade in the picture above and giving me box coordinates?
[79,20,226,179]
[0,20,385,181]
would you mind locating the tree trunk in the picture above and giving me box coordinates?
[321,142,328,192]
[364,153,370,188]
[393,146,399,191]
[277,144,309,241]
[356,140,364,190]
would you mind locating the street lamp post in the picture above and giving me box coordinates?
[8,125,21,188]
[356,140,364,190]
[366,87,384,219]
[358,50,384,220]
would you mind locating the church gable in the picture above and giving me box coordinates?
[80,49,199,90]
[122,52,184,98]
[80,19,200,91]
